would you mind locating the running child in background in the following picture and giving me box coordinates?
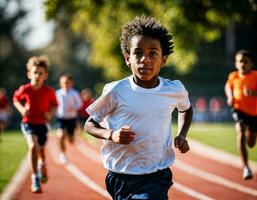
[13,56,58,193]
[225,49,257,180]
[55,74,82,164]
[78,88,94,127]
[0,87,11,139]
[85,16,193,200]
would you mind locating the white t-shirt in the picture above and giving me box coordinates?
[55,88,82,119]
[87,76,191,175]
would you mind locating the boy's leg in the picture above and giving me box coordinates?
[235,122,253,179]
[57,128,67,153]
[36,124,49,184]
[67,118,77,144]
[57,128,68,164]
[26,135,39,176]
[25,135,42,192]
[245,118,257,148]
[38,147,48,183]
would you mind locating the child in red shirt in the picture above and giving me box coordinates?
[78,88,94,125]
[225,49,257,180]
[0,87,10,138]
[13,55,58,193]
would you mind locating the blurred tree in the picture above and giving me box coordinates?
[44,0,257,80]
[0,0,30,94]
[38,18,105,95]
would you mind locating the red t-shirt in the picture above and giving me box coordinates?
[78,98,94,119]
[0,94,8,109]
[13,83,58,124]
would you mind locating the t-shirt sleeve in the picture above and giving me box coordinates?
[174,80,191,112]
[12,85,25,102]
[86,83,116,123]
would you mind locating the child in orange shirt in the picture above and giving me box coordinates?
[225,49,257,180]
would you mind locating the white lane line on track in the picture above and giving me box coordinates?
[76,140,102,164]
[76,140,215,200]
[176,159,257,197]
[47,138,111,199]
[0,156,29,200]
[65,163,111,199]
[189,138,257,172]
[173,182,215,200]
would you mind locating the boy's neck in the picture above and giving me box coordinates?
[31,83,44,90]
[238,70,252,76]
[133,76,159,88]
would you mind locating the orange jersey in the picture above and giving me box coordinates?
[225,70,257,116]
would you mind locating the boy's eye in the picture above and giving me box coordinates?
[134,51,143,57]
[150,51,158,57]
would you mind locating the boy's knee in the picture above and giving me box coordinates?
[247,139,256,148]
[28,142,37,151]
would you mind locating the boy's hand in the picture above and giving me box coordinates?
[111,126,136,144]
[174,135,190,153]
[22,107,30,117]
[226,97,234,106]
[44,112,53,122]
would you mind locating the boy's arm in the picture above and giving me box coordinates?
[85,117,136,144]
[174,106,193,153]
[13,101,28,117]
[224,84,234,106]
[44,106,57,122]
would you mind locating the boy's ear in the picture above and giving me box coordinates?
[44,72,49,80]
[27,71,31,79]
[161,56,168,67]
[124,53,131,67]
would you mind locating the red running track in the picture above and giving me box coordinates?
[10,136,257,200]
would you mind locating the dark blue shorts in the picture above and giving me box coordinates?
[56,118,77,135]
[105,168,173,200]
[232,109,257,132]
[21,123,48,146]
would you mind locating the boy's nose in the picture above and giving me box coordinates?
[141,55,150,63]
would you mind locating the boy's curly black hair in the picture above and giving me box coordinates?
[120,16,173,56]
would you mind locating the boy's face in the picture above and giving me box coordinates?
[59,76,73,90]
[125,35,167,86]
[27,66,48,87]
[235,54,253,74]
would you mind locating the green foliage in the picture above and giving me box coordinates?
[44,0,257,79]
[0,131,27,192]
[0,0,30,94]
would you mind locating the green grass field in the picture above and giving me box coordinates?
[0,131,27,192]
[0,123,256,192]
[186,123,257,161]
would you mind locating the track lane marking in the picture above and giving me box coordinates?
[76,139,215,200]
[176,159,257,196]
[173,182,215,200]
[65,163,111,199]
[47,138,111,199]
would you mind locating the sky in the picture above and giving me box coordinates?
[7,0,54,50]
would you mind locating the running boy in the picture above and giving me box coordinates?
[85,16,193,200]
[55,74,82,164]
[225,49,257,180]
[78,88,94,126]
[13,55,58,193]
[0,87,10,139]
